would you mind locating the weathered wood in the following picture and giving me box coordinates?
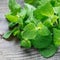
[0,0,60,60]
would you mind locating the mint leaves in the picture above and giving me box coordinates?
[3,0,60,58]
[3,31,13,39]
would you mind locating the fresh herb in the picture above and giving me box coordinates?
[3,0,60,58]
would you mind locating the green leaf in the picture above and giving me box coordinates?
[18,18,23,27]
[24,0,41,7]
[17,31,21,40]
[3,27,19,39]
[34,11,45,20]
[24,3,36,16]
[50,15,58,24]
[18,8,27,19]
[34,2,54,20]
[21,39,31,48]
[9,22,18,28]
[18,3,36,27]
[25,16,34,24]
[3,31,12,39]
[53,7,60,14]
[5,14,19,22]
[24,4,38,24]
[13,30,20,36]
[51,0,60,7]
[25,0,51,7]
[31,34,52,48]
[43,15,58,28]
[9,0,21,15]
[39,44,57,58]
[53,28,60,46]
[36,22,51,36]
[43,18,53,27]
[40,0,50,5]
[22,23,37,39]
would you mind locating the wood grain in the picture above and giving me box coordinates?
[0,0,60,60]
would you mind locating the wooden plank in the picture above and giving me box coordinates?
[0,0,60,60]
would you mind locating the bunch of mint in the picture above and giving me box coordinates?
[3,0,60,58]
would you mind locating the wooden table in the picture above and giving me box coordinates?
[0,0,60,60]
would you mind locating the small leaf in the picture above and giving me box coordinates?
[50,15,58,24]
[9,0,21,15]
[9,22,18,28]
[21,39,31,48]
[53,7,60,14]
[43,18,53,27]
[18,8,27,19]
[24,3,36,16]
[13,30,20,36]
[3,31,12,39]
[50,0,60,7]
[5,14,18,22]
[39,44,57,58]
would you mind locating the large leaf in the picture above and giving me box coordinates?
[34,2,54,20]
[22,23,37,39]
[53,28,60,46]
[31,34,52,48]
[39,44,57,58]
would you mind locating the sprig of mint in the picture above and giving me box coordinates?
[3,0,60,58]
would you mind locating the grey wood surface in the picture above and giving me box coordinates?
[0,0,60,60]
